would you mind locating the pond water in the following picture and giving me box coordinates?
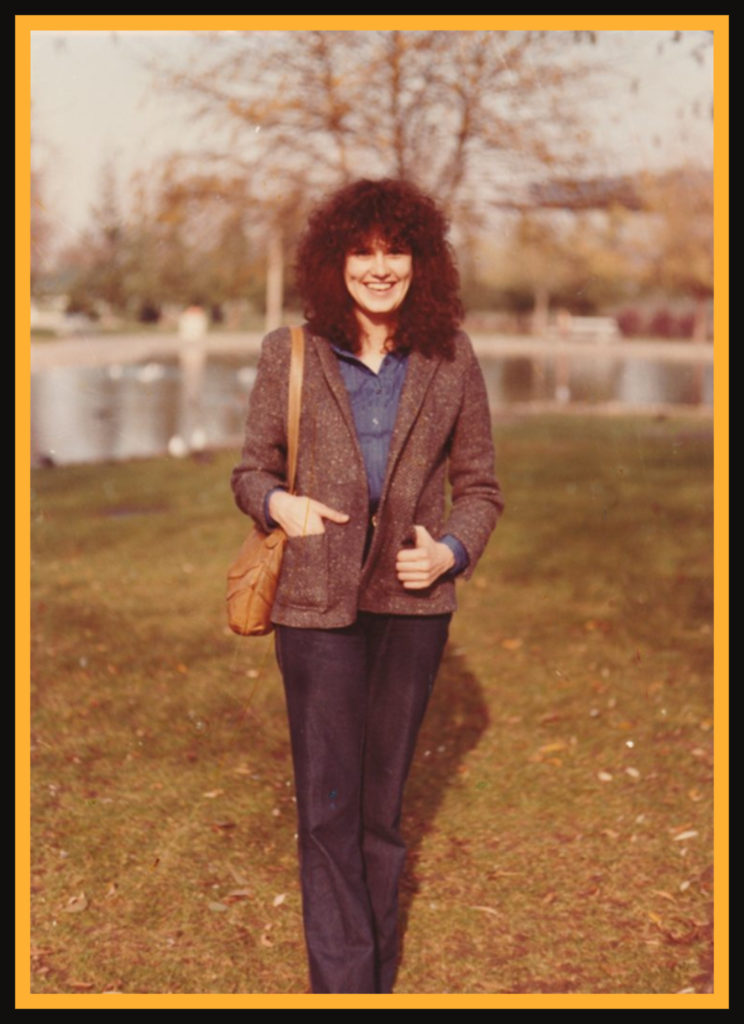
[30,350,713,467]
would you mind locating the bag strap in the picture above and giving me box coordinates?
[286,325,305,494]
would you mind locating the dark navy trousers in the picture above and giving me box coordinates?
[275,612,451,994]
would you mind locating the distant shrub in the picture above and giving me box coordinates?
[138,301,161,324]
[675,313,696,339]
[616,307,697,339]
[649,309,698,339]
[648,309,676,338]
[65,292,100,319]
[616,309,643,337]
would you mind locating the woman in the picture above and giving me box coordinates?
[231,178,503,993]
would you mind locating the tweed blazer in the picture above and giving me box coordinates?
[230,325,503,628]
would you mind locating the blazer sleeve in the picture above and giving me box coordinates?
[441,337,504,578]
[230,329,291,532]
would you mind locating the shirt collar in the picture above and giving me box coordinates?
[330,342,409,367]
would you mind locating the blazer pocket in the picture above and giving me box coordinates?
[277,532,329,610]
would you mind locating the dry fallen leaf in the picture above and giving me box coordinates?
[225,888,252,903]
[63,893,88,914]
[31,945,54,957]
[538,741,567,754]
[273,893,286,907]
[673,830,699,842]
[501,638,523,651]
[470,905,501,917]
[661,923,707,945]
[228,864,250,886]
[578,885,600,898]
[651,889,675,902]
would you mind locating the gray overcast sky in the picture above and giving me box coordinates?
[29,29,715,254]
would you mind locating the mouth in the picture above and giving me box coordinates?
[363,281,398,292]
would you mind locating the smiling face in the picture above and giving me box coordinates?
[343,239,413,326]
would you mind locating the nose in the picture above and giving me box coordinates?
[371,249,391,276]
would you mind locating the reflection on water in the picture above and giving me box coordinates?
[30,351,713,467]
[487,355,712,408]
[32,363,178,465]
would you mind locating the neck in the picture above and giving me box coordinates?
[355,310,396,356]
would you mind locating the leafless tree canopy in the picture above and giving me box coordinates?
[156,30,597,223]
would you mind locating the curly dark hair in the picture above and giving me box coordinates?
[294,178,463,359]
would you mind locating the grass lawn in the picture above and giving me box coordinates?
[23,412,718,1003]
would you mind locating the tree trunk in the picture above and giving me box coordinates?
[265,227,284,333]
[531,284,550,337]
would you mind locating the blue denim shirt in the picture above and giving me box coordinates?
[266,345,468,576]
[332,345,408,509]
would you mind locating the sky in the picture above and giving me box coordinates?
[27,26,716,258]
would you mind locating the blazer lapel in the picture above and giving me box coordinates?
[380,348,441,495]
[311,333,365,460]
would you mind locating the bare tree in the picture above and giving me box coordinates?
[639,165,714,340]
[150,29,599,321]
[157,30,594,208]
[30,165,53,295]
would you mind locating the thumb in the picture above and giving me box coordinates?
[412,524,433,548]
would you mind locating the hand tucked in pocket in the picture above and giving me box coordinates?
[269,490,350,538]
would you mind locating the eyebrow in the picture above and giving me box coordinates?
[348,237,411,253]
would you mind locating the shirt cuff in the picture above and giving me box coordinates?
[264,486,286,529]
[440,534,469,578]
